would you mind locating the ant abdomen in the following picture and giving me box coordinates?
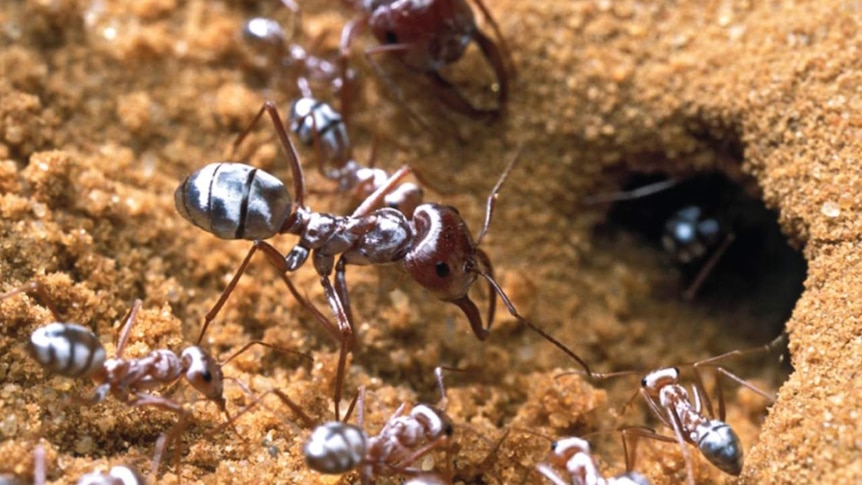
[75,465,145,485]
[304,421,368,474]
[289,97,351,170]
[175,162,292,240]
[695,419,743,476]
[29,323,106,379]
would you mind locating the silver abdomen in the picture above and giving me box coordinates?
[29,323,106,378]
[304,422,368,474]
[175,162,292,240]
[289,97,351,170]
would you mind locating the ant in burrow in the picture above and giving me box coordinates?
[338,0,515,125]
[535,435,650,485]
[0,279,309,476]
[561,334,786,485]
[585,172,805,302]
[174,100,593,419]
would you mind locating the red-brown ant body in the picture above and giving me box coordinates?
[339,0,513,123]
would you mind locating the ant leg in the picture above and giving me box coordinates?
[199,240,339,345]
[236,101,307,208]
[475,263,593,377]
[339,15,368,127]
[682,232,736,300]
[219,340,313,367]
[665,403,697,485]
[535,464,568,485]
[425,70,499,120]
[114,300,143,359]
[130,394,190,477]
[351,165,413,217]
[619,425,678,472]
[33,442,46,485]
[469,0,516,78]
[316,272,354,422]
[476,146,522,245]
[1,280,63,323]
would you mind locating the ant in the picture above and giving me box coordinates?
[570,335,786,485]
[288,93,425,216]
[339,0,515,124]
[174,100,593,419]
[585,172,802,301]
[278,367,473,484]
[536,435,650,485]
[1,279,308,476]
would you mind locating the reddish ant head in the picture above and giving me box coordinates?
[367,0,476,71]
[403,204,494,340]
[641,367,680,396]
[404,204,479,301]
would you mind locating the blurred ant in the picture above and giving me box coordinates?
[0,280,309,475]
[6,442,145,485]
[585,172,804,301]
[174,101,592,418]
[288,93,425,216]
[339,0,515,124]
[536,435,650,485]
[240,3,358,101]
[562,335,786,485]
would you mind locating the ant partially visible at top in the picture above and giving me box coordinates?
[174,101,593,419]
[0,279,309,476]
[339,0,515,126]
[585,172,803,301]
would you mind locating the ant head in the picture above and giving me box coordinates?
[410,404,453,440]
[550,436,590,460]
[640,367,680,394]
[181,347,225,404]
[404,204,479,302]
[175,162,293,241]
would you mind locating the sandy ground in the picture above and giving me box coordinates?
[0,0,859,483]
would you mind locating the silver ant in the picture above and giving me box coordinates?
[574,336,785,485]
[536,435,650,485]
[1,280,306,475]
[288,93,425,216]
[339,0,515,123]
[276,367,463,484]
[174,100,593,418]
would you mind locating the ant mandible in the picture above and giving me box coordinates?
[339,0,514,123]
[174,101,592,419]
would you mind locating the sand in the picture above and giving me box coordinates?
[0,0,859,483]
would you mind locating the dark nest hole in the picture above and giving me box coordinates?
[590,170,807,343]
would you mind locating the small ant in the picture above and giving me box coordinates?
[339,0,515,123]
[288,94,424,216]
[585,173,777,300]
[1,280,307,475]
[279,366,459,484]
[8,442,145,485]
[536,435,650,485]
[174,101,592,418]
[575,335,785,485]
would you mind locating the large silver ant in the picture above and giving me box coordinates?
[536,435,650,485]
[0,280,305,476]
[339,0,514,123]
[174,101,592,419]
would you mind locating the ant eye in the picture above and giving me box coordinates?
[641,377,648,387]
[385,30,398,44]
[435,262,450,278]
[202,370,213,382]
